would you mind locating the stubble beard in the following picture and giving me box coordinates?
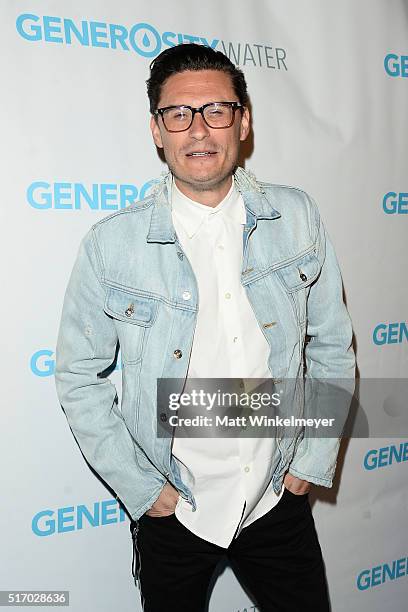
[166,152,239,194]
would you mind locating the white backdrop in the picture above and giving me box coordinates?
[1,1,408,610]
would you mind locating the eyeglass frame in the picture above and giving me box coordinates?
[153,101,245,133]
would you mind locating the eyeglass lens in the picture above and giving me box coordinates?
[162,103,235,131]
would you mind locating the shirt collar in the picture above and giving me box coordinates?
[171,176,246,239]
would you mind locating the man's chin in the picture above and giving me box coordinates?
[174,170,233,193]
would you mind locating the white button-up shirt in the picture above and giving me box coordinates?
[171,176,284,548]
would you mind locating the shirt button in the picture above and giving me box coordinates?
[225,292,231,299]
[173,349,183,359]
[233,336,238,343]
[182,291,191,300]
[244,466,250,473]
[218,244,224,250]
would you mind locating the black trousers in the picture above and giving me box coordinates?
[131,487,330,612]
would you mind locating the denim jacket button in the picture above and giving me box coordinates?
[125,303,134,317]
[173,349,182,359]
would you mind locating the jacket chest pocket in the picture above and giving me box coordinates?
[104,287,158,365]
[275,250,321,327]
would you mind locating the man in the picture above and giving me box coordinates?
[55,43,355,611]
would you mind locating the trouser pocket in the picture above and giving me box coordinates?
[284,486,309,499]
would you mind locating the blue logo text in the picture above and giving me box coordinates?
[32,499,126,536]
[27,181,157,210]
[363,442,408,470]
[384,53,408,77]
[357,556,408,590]
[373,322,408,345]
[383,192,408,214]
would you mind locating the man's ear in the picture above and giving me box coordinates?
[239,107,251,142]
[150,115,163,149]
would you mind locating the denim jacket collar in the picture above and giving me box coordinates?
[146,166,281,243]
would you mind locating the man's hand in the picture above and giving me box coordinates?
[145,483,180,517]
[283,472,312,495]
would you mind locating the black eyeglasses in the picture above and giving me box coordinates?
[154,101,244,133]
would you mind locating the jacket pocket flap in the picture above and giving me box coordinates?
[104,288,157,326]
[277,251,320,292]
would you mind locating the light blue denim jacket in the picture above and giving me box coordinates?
[55,167,355,521]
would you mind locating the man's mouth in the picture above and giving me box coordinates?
[186,151,217,157]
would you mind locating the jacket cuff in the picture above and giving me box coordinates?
[288,465,333,488]
[288,436,341,487]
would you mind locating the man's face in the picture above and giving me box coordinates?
[150,69,250,199]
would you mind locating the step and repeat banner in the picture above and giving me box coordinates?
[1,1,407,610]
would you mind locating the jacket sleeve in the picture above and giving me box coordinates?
[54,227,166,518]
[288,196,356,487]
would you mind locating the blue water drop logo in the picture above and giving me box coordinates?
[129,22,161,58]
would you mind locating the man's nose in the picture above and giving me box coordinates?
[189,112,210,139]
